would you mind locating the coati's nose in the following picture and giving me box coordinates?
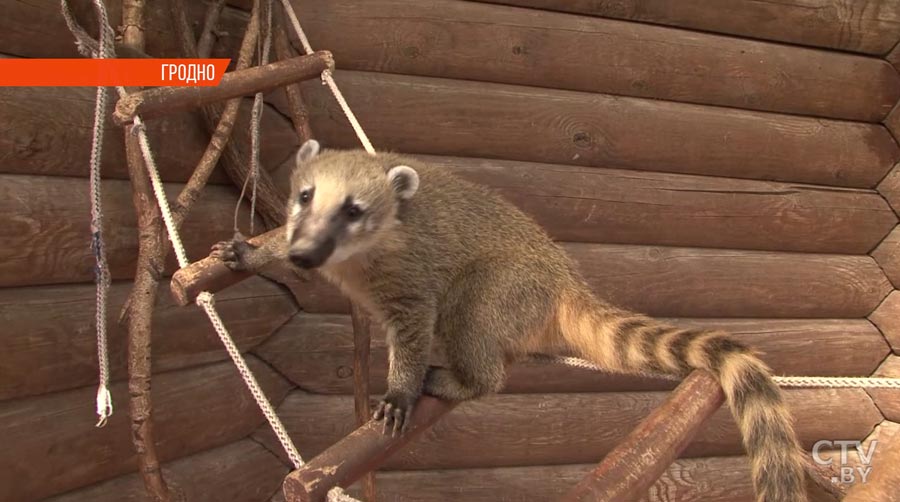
[289,237,336,269]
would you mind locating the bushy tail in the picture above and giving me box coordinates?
[557,291,807,502]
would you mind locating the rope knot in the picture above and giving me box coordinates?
[196,291,215,308]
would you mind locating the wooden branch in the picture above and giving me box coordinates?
[561,371,725,502]
[113,51,333,125]
[169,0,286,228]
[350,305,377,502]
[170,226,284,305]
[196,0,226,59]
[273,6,313,142]
[282,396,457,502]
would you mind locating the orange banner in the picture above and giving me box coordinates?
[0,59,231,86]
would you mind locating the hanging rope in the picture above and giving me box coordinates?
[61,0,116,428]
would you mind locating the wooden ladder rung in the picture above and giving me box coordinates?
[113,51,334,125]
[282,396,456,502]
[170,226,284,305]
[562,370,725,502]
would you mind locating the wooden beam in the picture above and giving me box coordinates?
[254,388,880,470]
[292,71,898,188]
[281,396,456,502]
[562,371,724,501]
[0,277,296,401]
[113,51,333,124]
[868,356,900,423]
[844,421,900,502]
[0,174,261,288]
[0,87,297,182]
[422,155,897,254]
[0,358,292,501]
[285,0,898,121]
[869,291,900,354]
[254,314,888,395]
[871,226,900,288]
[468,0,900,55]
[45,440,288,502]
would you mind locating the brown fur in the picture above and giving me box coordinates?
[216,143,807,502]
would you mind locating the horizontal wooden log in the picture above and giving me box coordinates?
[877,162,900,216]
[869,356,900,423]
[0,86,298,182]
[359,455,842,502]
[114,52,334,125]
[872,225,900,288]
[255,388,880,471]
[0,277,296,402]
[0,0,246,59]
[279,244,890,318]
[870,291,900,353]
[0,357,292,501]
[0,174,262,287]
[421,155,897,253]
[286,0,898,121]
[844,421,900,502]
[256,314,889,394]
[46,439,288,502]
[293,71,898,188]
[170,226,286,305]
[470,0,900,55]
[564,371,724,502]
[283,396,457,502]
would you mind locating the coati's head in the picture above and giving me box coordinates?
[285,140,419,269]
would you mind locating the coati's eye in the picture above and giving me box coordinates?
[299,188,313,205]
[346,204,363,221]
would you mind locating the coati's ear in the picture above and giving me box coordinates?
[387,165,419,200]
[295,139,320,165]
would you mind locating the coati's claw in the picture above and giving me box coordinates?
[373,393,416,436]
[210,233,253,271]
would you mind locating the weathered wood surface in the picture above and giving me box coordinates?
[0,87,298,182]
[470,0,900,55]
[563,371,724,502]
[0,0,247,59]
[871,225,900,288]
[283,396,457,502]
[869,356,900,422]
[255,388,880,470]
[422,155,897,253]
[0,174,262,287]
[256,314,889,394]
[844,420,900,502]
[279,244,891,318]
[877,162,900,215]
[291,71,899,188]
[46,439,288,502]
[114,51,334,125]
[870,291,900,353]
[0,358,292,501]
[0,277,296,402]
[284,0,898,121]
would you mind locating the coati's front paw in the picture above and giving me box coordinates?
[373,391,418,437]
[210,232,255,271]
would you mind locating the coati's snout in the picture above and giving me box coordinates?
[288,236,335,269]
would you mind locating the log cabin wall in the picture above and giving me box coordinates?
[1,1,899,501]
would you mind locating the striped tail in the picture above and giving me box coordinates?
[557,291,807,502]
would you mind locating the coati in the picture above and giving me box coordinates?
[213,140,807,502]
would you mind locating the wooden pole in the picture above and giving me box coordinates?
[113,51,333,125]
[562,370,725,502]
[282,396,456,502]
[350,304,377,501]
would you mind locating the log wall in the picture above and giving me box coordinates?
[2,0,897,501]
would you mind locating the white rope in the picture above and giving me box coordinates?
[278,0,375,155]
[542,355,900,389]
[62,0,116,428]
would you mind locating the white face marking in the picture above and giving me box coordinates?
[290,202,301,217]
